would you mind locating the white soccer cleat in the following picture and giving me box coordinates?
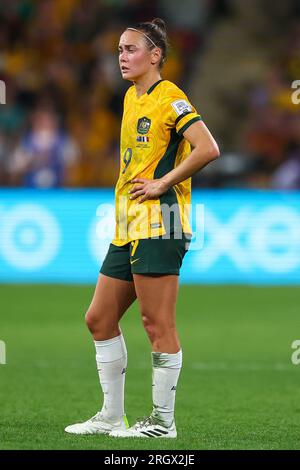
[109,416,177,438]
[65,412,129,435]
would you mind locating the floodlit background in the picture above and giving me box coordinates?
[0,0,300,450]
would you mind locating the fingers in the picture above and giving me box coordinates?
[128,185,143,193]
[138,194,148,203]
[131,178,148,184]
[129,184,143,194]
[129,189,144,200]
[129,178,153,203]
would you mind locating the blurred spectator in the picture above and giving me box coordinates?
[8,107,79,188]
[0,0,299,189]
[271,143,300,189]
[190,0,300,188]
[0,131,10,185]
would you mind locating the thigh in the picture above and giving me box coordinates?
[89,273,136,323]
[133,274,179,325]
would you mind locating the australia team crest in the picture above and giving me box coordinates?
[137,116,151,135]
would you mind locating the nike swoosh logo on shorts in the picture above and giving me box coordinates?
[130,258,140,265]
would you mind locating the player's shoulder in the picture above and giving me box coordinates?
[159,80,188,101]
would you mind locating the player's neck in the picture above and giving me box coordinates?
[133,73,162,98]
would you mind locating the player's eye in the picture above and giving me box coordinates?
[118,47,136,54]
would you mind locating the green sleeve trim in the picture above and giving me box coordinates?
[177,116,202,136]
[175,111,193,126]
[147,79,165,95]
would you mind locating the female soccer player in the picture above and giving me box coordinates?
[65,18,219,438]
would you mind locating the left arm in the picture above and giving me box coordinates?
[129,120,220,203]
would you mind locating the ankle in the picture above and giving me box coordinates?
[101,409,124,423]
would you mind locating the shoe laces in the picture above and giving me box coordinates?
[134,415,159,429]
[90,411,102,422]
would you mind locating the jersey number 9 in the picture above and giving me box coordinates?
[122,148,132,174]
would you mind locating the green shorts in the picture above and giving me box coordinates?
[100,234,190,281]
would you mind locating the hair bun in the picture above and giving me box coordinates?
[151,18,166,33]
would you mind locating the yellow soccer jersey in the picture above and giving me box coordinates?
[112,79,202,246]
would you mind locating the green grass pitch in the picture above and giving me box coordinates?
[0,284,300,450]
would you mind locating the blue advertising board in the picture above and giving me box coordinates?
[0,189,299,284]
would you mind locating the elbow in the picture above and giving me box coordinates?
[207,143,220,161]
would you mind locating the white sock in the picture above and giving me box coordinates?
[94,333,127,422]
[151,349,182,428]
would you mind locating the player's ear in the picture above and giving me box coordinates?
[150,47,161,65]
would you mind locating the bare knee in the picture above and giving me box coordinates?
[142,315,154,342]
[142,314,176,344]
[85,307,119,338]
[85,308,99,333]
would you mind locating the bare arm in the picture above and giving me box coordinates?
[129,120,220,203]
[161,120,219,187]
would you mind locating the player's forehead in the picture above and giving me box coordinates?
[118,30,145,48]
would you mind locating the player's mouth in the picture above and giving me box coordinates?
[121,67,130,72]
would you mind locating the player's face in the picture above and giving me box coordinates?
[118,30,155,81]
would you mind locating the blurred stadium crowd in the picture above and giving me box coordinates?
[0,0,299,189]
